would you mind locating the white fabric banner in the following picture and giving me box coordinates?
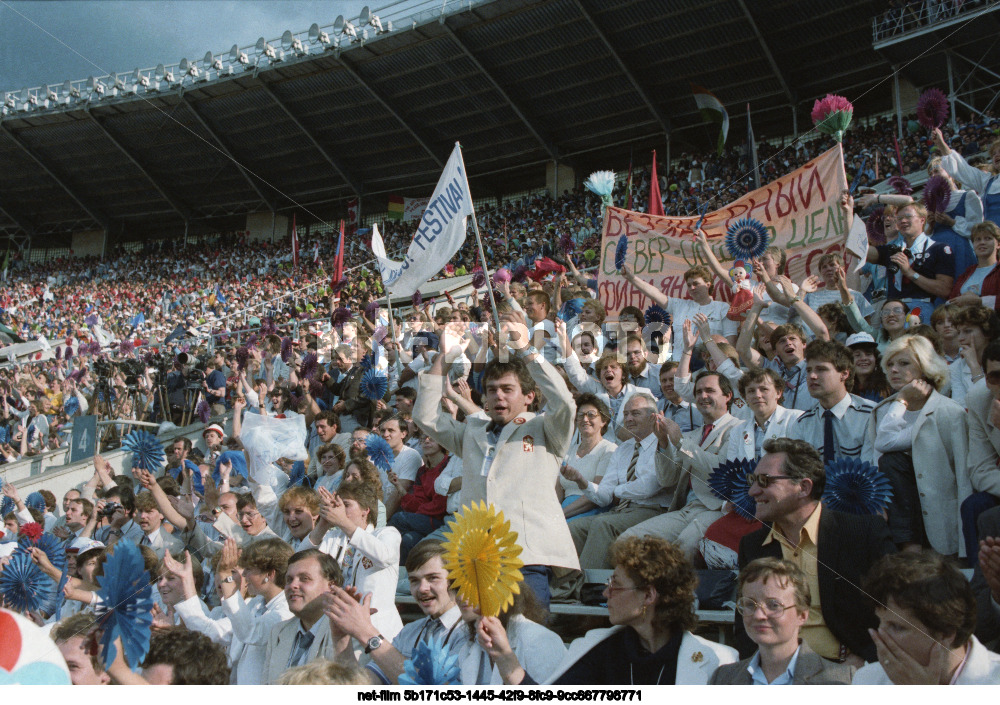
[403,197,430,222]
[381,143,473,298]
[845,214,869,272]
[370,224,404,285]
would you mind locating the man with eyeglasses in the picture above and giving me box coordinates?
[735,437,895,667]
[857,195,955,322]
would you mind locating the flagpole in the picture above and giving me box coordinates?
[455,143,501,334]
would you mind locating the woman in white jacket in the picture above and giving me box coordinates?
[306,480,403,640]
[869,335,970,556]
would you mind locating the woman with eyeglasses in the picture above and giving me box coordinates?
[557,393,617,521]
[868,335,970,556]
[478,536,737,685]
[709,558,854,685]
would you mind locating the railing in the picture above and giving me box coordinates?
[872,0,999,44]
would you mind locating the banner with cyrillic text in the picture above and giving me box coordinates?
[403,197,430,222]
[597,144,848,315]
[383,143,473,298]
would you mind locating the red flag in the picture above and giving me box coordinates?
[332,220,345,284]
[648,149,665,216]
[292,214,299,268]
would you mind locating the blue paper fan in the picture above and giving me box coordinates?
[17,532,67,578]
[25,492,46,513]
[398,632,461,685]
[822,457,893,516]
[0,552,57,614]
[725,217,770,262]
[95,541,154,671]
[1,494,14,517]
[366,434,394,473]
[360,368,388,401]
[644,304,671,327]
[614,234,628,271]
[121,430,165,471]
[212,450,249,486]
[360,349,377,371]
[708,458,757,521]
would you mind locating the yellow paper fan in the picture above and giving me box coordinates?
[442,501,524,618]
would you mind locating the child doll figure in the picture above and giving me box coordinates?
[726,260,753,322]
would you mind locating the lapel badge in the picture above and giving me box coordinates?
[513,418,526,425]
[522,435,534,453]
[691,651,704,663]
[361,557,373,570]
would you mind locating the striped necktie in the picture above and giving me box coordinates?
[614,440,643,512]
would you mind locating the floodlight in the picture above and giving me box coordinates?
[179,58,199,79]
[134,68,150,88]
[333,15,345,33]
[45,85,58,105]
[343,20,357,40]
[204,51,223,72]
[64,79,80,100]
[282,29,306,56]
[309,23,330,45]
[361,28,369,42]
[230,44,250,68]
[359,6,371,25]
[86,76,106,97]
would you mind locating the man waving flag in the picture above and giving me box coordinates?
[380,143,474,298]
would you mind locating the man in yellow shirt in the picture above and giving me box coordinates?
[735,438,896,666]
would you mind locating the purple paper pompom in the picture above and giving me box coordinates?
[262,318,278,336]
[559,233,574,254]
[280,336,292,363]
[309,378,325,398]
[511,265,528,283]
[471,269,487,289]
[54,347,62,360]
[889,176,913,196]
[332,307,351,328]
[235,346,249,372]
[412,291,423,308]
[120,340,133,356]
[245,333,259,349]
[65,347,74,362]
[196,400,210,424]
[330,278,347,294]
[364,301,380,320]
[866,207,887,246]
[916,88,949,130]
[922,174,952,216]
[299,352,318,380]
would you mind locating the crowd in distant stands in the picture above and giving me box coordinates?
[2,102,1000,685]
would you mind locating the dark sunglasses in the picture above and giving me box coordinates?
[746,473,796,488]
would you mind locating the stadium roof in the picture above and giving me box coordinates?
[0,0,898,243]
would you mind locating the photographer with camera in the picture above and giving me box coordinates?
[203,356,227,417]
[857,196,956,322]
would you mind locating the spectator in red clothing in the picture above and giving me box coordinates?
[950,222,1000,311]
[387,434,453,563]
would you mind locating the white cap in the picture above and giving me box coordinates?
[202,423,225,438]
[845,332,877,348]
[67,537,104,553]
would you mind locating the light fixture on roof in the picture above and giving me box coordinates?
[337,15,357,42]
[86,76,106,99]
[360,6,390,34]
[179,58,201,82]
[308,23,331,46]
[18,88,33,112]
[63,79,81,102]
[45,84,58,107]
[255,37,283,63]
[204,50,228,78]
[282,30,306,57]
[230,44,251,69]
[133,68,150,90]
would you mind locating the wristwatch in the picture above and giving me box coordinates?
[220,576,235,584]
[365,634,385,654]
[522,345,540,358]
[911,271,920,281]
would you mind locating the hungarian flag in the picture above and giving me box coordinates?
[292,214,299,268]
[648,149,664,216]
[387,195,405,221]
[332,220,345,284]
[692,84,729,155]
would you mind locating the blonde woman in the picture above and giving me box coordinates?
[868,335,970,556]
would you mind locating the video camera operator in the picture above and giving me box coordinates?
[203,354,227,416]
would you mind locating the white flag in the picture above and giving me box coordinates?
[382,143,473,298]
[370,224,404,285]
[845,215,869,272]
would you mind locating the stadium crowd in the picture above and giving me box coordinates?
[1,102,1000,686]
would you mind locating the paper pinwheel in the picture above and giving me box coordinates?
[822,457,893,516]
[121,430,165,471]
[922,174,952,217]
[360,369,388,402]
[866,207,887,246]
[196,400,211,424]
[708,458,758,521]
[0,552,56,614]
[16,532,66,578]
[644,304,671,327]
[360,349,377,371]
[280,336,293,363]
[366,434,394,473]
[442,501,524,618]
[95,541,154,671]
[25,492,46,513]
[916,88,949,130]
[614,234,629,271]
[398,632,461,686]
[811,94,853,142]
[0,494,14,518]
[471,269,487,289]
[889,175,913,196]
[725,217,770,261]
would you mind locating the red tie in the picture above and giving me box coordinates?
[700,423,714,445]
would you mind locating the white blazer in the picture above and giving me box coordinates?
[544,626,737,685]
[313,524,403,640]
[725,405,804,463]
[869,390,971,556]
[221,591,293,685]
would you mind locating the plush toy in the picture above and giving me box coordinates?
[726,260,753,322]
